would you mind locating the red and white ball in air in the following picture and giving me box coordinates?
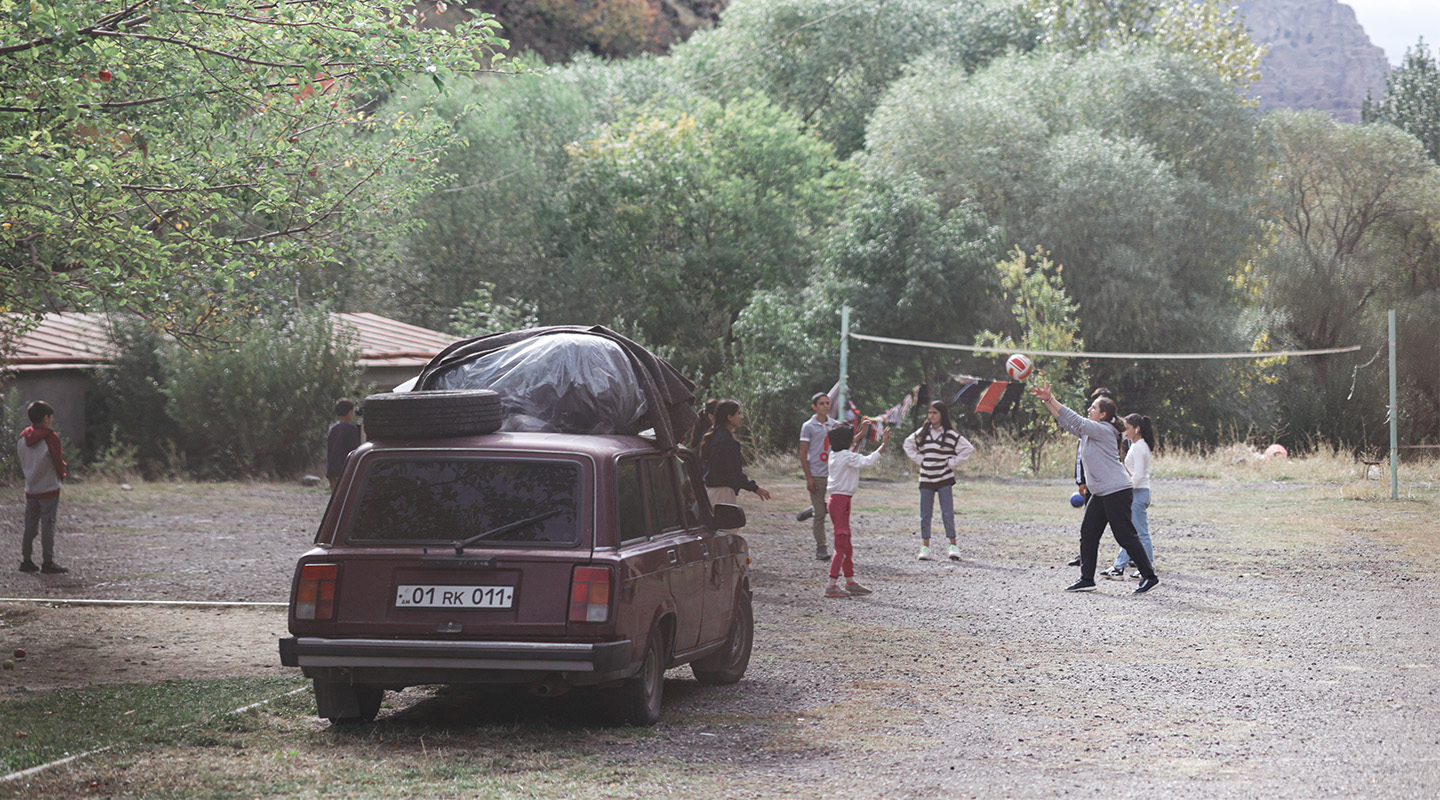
[1005,353,1034,381]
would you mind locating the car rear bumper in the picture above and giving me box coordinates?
[279,636,633,683]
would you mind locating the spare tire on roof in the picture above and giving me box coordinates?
[362,389,503,440]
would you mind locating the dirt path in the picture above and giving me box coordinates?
[2,477,1439,797]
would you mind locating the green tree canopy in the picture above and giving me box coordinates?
[1023,0,1264,86]
[1362,38,1440,165]
[670,0,1033,159]
[864,49,1268,441]
[556,92,844,381]
[0,0,506,342]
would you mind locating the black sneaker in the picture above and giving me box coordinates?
[796,507,815,522]
[1099,567,1125,580]
[1134,576,1160,594]
[1065,579,1097,592]
[1067,556,1082,567]
[18,561,38,573]
[40,563,68,574]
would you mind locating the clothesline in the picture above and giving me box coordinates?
[847,332,1363,360]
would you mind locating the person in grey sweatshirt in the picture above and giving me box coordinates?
[1030,383,1158,594]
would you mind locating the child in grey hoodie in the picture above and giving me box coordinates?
[16,400,68,574]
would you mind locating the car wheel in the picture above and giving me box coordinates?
[610,624,667,726]
[691,591,752,686]
[314,680,383,723]
[362,389,503,439]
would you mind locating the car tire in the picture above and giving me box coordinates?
[610,623,667,726]
[362,389,503,439]
[691,591,753,686]
[314,680,383,723]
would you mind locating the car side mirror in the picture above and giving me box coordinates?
[711,503,746,530]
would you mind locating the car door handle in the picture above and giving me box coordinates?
[667,549,678,564]
[702,543,710,557]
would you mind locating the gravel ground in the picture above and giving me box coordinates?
[1,476,1438,798]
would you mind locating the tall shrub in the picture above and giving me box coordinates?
[162,311,363,478]
[92,317,171,470]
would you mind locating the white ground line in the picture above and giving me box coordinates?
[0,687,310,783]
[0,598,285,608]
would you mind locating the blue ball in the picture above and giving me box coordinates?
[1069,492,1086,508]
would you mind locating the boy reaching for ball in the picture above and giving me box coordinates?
[824,419,889,598]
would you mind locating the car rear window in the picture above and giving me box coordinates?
[346,458,583,546]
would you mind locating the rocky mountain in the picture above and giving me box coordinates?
[1238,0,1390,122]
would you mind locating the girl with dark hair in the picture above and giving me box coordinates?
[1030,384,1159,594]
[701,400,772,507]
[689,398,718,450]
[902,400,975,562]
[1101,413,1157,580]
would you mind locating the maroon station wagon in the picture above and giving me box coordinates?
[279,428,753,726]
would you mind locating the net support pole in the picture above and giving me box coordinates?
[838,306,850,417]
[1389,309,1398,500]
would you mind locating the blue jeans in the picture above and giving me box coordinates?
[919,485,955,542]
[1111,488,1152,570]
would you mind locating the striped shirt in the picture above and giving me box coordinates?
[903,426,975,489]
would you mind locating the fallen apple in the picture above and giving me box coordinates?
[12,649,23,660]
[1,660,13,670]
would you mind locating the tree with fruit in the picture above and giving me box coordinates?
[0,0,507,342]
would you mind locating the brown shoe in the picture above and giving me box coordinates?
[846,581,872,596]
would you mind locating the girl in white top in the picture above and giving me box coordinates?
[824,420,889,598]
[1102,414,1155,579]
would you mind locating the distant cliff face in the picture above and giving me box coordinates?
[1238,0,1389,122]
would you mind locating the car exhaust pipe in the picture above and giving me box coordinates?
[529,676,572,697]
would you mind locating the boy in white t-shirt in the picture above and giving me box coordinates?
[824,420,889,598]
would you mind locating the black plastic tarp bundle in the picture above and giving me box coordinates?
[412,326,698,451]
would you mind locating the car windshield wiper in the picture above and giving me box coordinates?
[453,508,565,554]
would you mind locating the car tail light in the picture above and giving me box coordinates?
[569,566,610,623]
[295,563,338,621]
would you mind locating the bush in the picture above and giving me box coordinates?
[91,317,170,471]
[162,310,363,478]
[0,388,25,485]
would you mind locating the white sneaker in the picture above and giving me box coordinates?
[917,545,934,561]
[946,544,961,561]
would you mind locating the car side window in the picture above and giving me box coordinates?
[643,456,684,536]
[617,457,648,544]
[674,454,703,528]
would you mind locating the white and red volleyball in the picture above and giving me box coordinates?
[1005,353,1034,381]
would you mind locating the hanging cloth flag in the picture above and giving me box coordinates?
[881,385,919,426]
[953,377,1025,416]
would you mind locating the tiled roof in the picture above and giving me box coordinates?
[337,312,455,369]
[2,313,117,369]
[2,312,455,373]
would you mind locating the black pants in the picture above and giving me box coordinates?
[1079,489,1155,581]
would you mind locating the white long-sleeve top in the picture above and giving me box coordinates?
[1125,438,1151,490]
[826,446,885,496]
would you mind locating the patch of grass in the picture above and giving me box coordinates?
[0,677,306,774]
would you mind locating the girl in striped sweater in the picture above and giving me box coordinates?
[902,401,975,562]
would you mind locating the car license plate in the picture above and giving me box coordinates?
[394,585,515,609]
